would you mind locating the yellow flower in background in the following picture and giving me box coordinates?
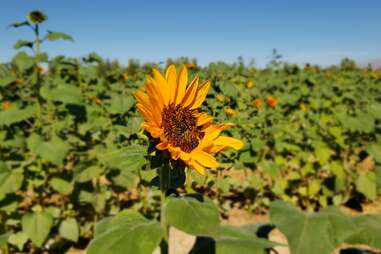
[371,71,379,80]
[134,65,243,175]
[92,97,102,105]
[267,96,278,107]
[299,102,307,112]
[246,80,254,88]
[216,94,225,102]
[122,72,129,81]
[185,63,196,69]
[224,107,238,115]
[15,79,23,85]
[254,98,262,108]
[249,67,256,75]
[1,101,11,110]
[35,65,45,74]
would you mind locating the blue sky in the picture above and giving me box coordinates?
[1,0,380,66]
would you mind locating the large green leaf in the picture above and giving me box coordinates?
[0,162,23,200]
[87,213,163,254]
[94,210,146,236]
[269,201,381,253]
[106,94,134,114]
[269,201,335,254]
[164,196,220,236]
[8,231,28,251]
[345,215,381,249]
[356,172,377,200]
[40,84,82,104]
[27,134,71,165]
[13,40,33,50]
[97,144,146,171]
[214,225,278,254]
[44,31,74,42]
[0,104,37,126]
[367,143,381,164]
[50,177,73,195]
[12,52,34,71]
[74,165,104,183]
[0,231,12,247]
[22,211,53,247]
[59,218,79,242]
[0,76,16,87]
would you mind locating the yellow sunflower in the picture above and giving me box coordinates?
[134,65,243,175]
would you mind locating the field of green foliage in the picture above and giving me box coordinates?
[0,11,381,254]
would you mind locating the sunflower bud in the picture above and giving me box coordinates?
[27,10,48,24]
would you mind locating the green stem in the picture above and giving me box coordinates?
[34,24,40,56]
[160,163,170,254]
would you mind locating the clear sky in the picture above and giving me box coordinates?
[1,0,380,66]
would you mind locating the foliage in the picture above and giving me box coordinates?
[0,10,380,254]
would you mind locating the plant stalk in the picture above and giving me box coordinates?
[160,163,170,254]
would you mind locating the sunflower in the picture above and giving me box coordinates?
[134,65,243,175]
[267,95,278,107]
[27,10,47,24]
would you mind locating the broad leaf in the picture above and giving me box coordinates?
[356,173,377,201]
[59,218,79,242]
[40,84,82,104]
[22,211,53,247]
[97,145,146,171]
[269,201,335,254]
[44,31,74,42]
[0,162,23,200]
[345,215,381,249]
[27,134,71,165]
[12,52,34,71]
[87,216,163,254]
[164,196,220,236]
[215,225,278,254]
[0,104,37,126]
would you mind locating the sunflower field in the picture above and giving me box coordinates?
[0,11,381,254]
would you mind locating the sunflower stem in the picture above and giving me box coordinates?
[160,162,170,254]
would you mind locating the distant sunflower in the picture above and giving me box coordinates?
[267,95,278,107]
[27,10,47,24]
[134,65,243,174]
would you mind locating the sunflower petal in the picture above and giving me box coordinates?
[195,112,213,126]
[153,68,170,105]
[180,151,191,162]
[213,136,244,150]
[133,90,151,111]
[146,79,164,111]
[145,83,164,123]
[168,146,181,160]
[156,142,169,150]
[137,103,153,122]
[165,65,177,103]
[190,81,211,109]
[192,150,219,168]
[182,76,199,108]
[137,103,160,126]
[203,123,235,140]
[142,123,162,138]
[191,160,205,175]
[175,66,188,105]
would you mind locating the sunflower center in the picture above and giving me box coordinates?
[161,104,205,152]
